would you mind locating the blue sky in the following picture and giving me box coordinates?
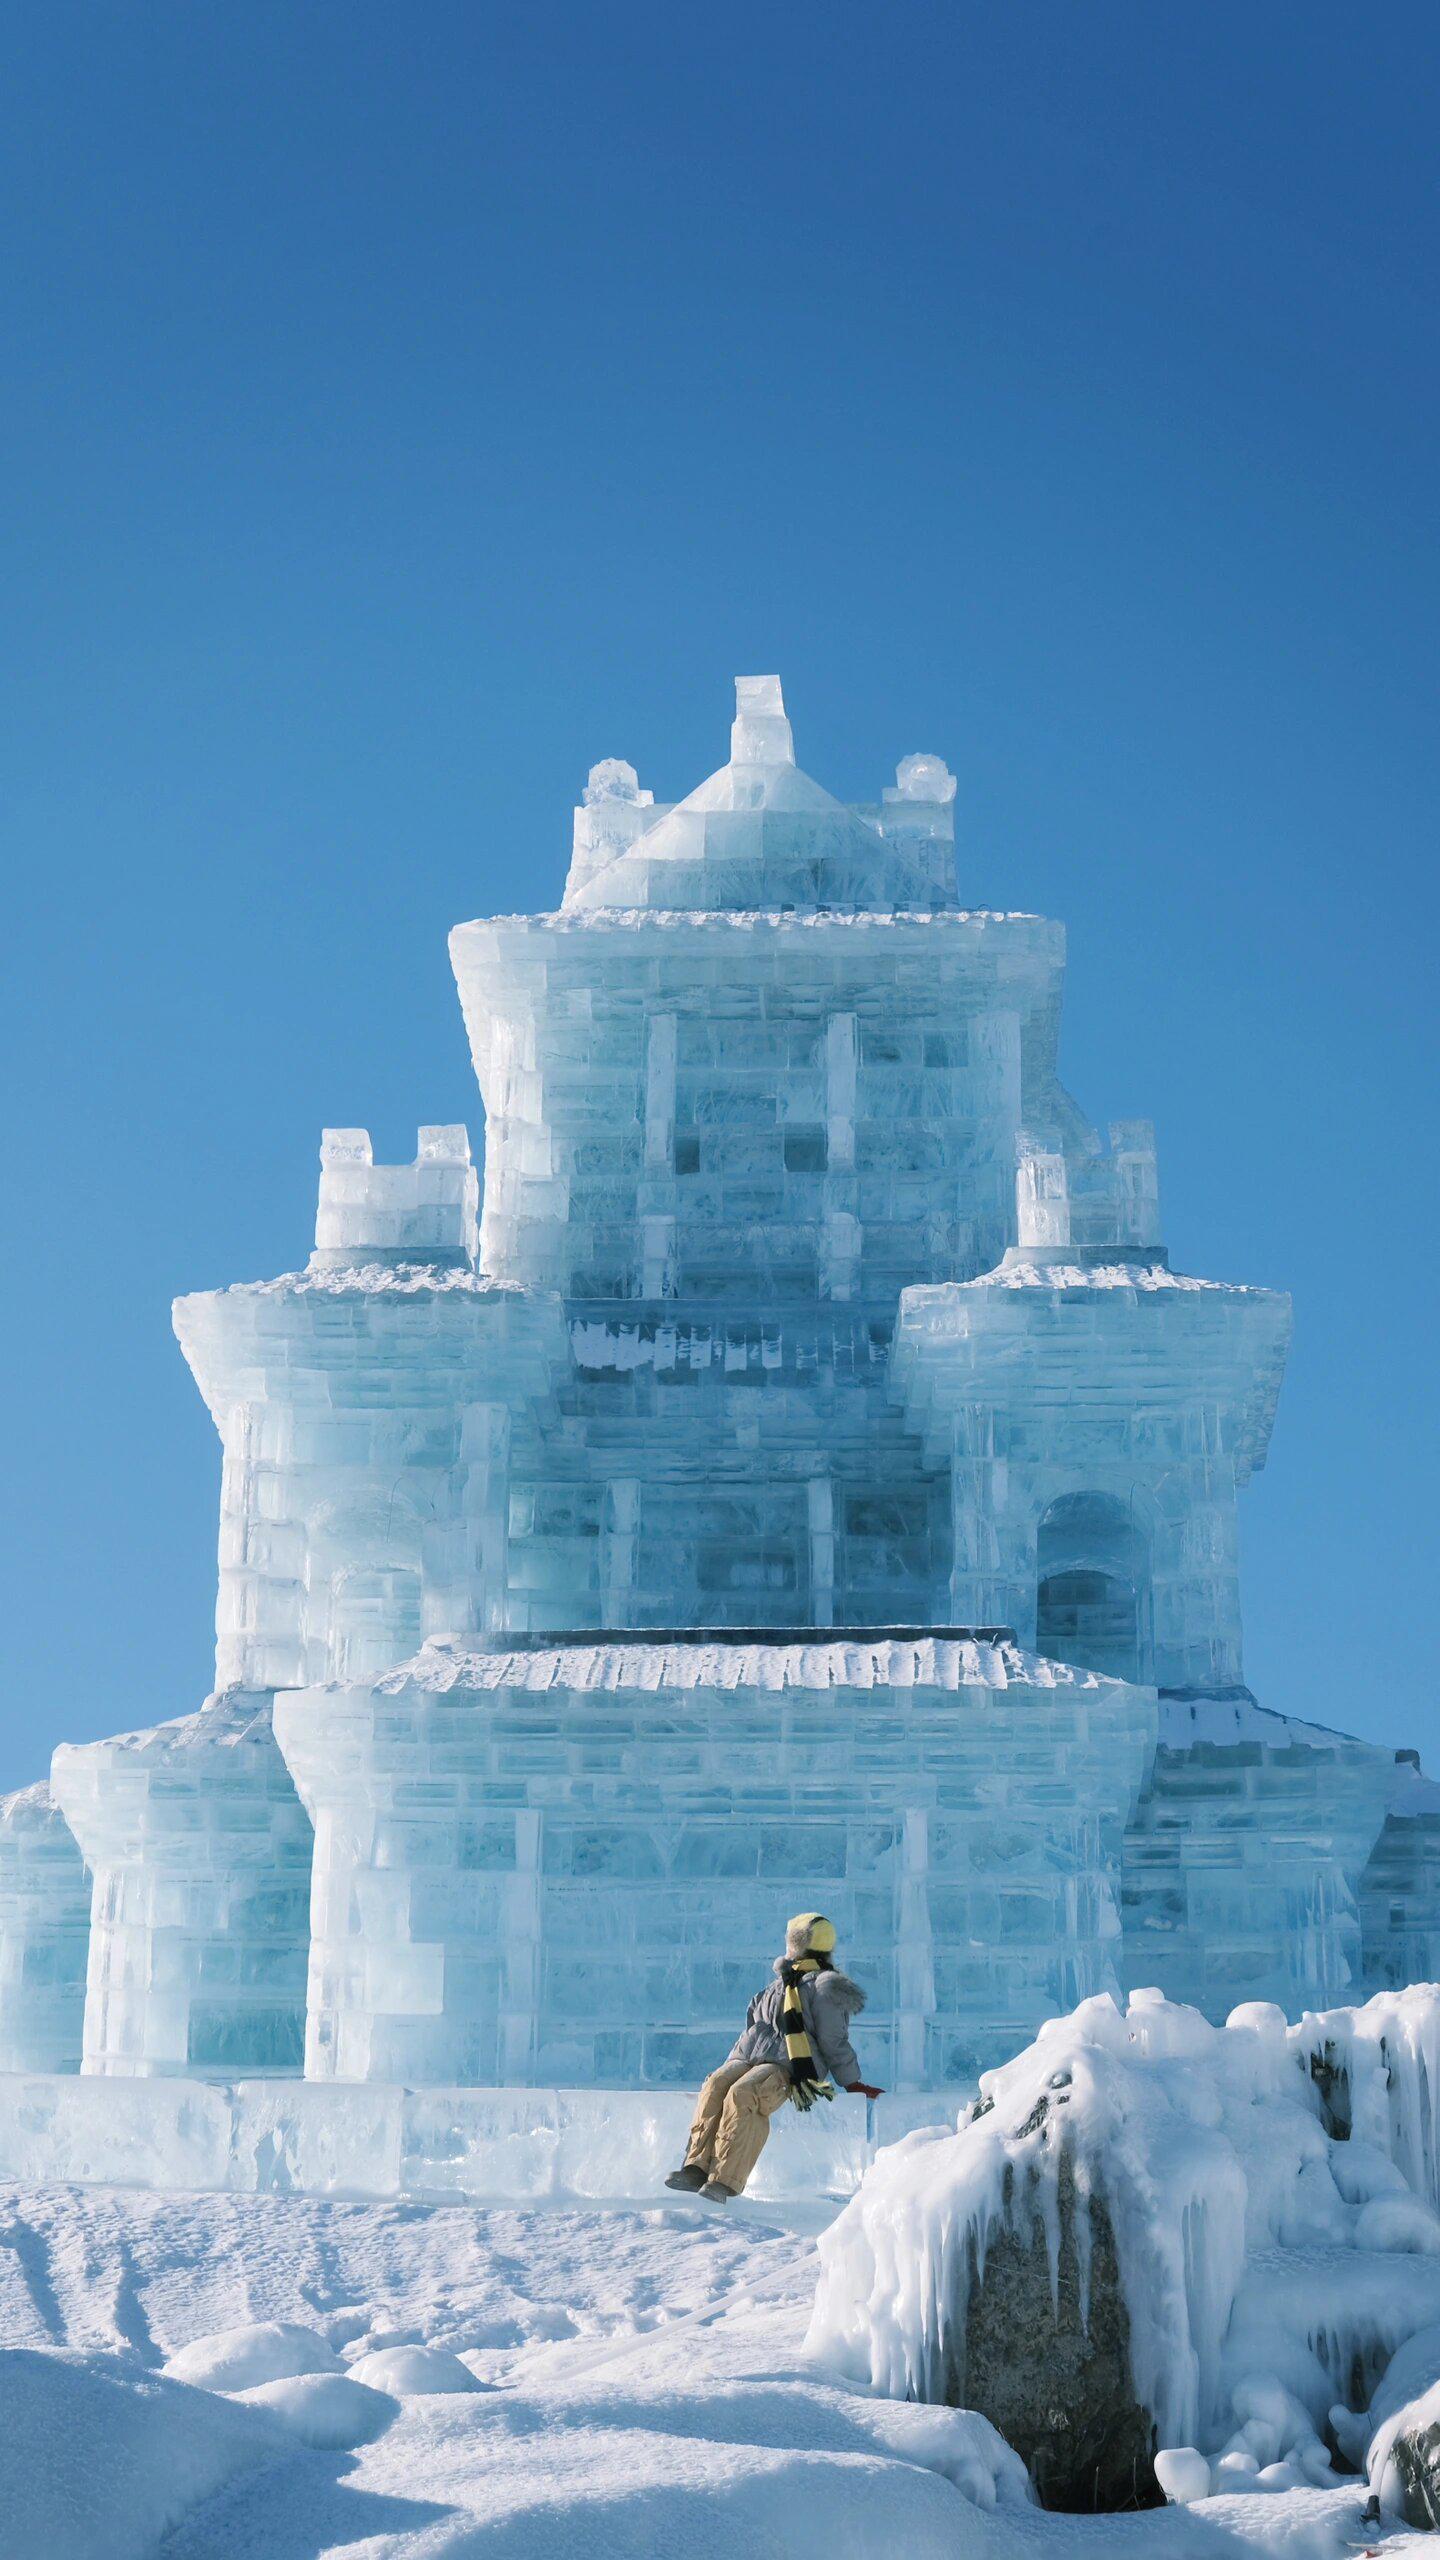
[2,3,1436,1785]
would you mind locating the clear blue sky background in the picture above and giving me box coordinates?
[2,4,1436,1789]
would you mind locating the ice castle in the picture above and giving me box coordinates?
[4,678,1435,2127]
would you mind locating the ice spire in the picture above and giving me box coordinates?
[730,675,794,767]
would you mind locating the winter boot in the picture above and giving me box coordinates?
[663,2166,707,2193]
[700,2178,736,2202]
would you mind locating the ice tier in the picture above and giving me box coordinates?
[10,678,1437,2098]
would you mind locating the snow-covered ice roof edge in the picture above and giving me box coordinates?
[174,1265,533,1307]
[50,1690,279,1766]
[965,1260,1275,1296]
[1158,1691,1394,1758]
[369,1631,1128,1697]
[453,904,1052,938]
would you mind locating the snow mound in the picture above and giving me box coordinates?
[808,1984,1440,2506]
[232,2368,398,2448]
[0,2346,290,2560]
[347,2342,487,2394]
[1154,2445,1211,2504]
[163,2318,341,2391]
[838,2396,1032,2509]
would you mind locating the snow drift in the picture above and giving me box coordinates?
[0,2347,292,2560]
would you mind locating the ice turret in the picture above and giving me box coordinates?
[312,1125,478,1268]
[175,1129,566,1690]
[0,1785,89,2073]
[892,1134,1291,1688]
[561,676,957,913]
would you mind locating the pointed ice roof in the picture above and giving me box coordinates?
[563,677,953,914]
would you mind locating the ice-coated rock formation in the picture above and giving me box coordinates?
[807,1985,1440,2508]
[3,675,1433,2106]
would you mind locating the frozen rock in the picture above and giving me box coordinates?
[1370,2379,1440,2527]
[163,2320,340,2392]
[948,2135,1159,2509]
[808,1986,1440,2510]
[233,2369,398,2448]
[347,2342,487,2394]
[1368,2319,1440,2430]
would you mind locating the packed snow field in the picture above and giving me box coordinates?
[0,2173,1422,2559]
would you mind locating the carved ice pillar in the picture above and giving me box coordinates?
[970,1010,1023,1268]
[51,1694,313,2079]
[807,1475,835,1627]
[640,1011,677,1297]
[603,1478,640,1625]
[1016,1138,1071,1249]
[895,1807,934,2088]
[946,1406,1029,1631]
[823,1011,861,1301]
[421,1399,513,1644]
[0,1785,91,2075]
[275,1679,529,2086]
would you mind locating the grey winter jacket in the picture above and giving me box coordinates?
[727,1959,866,2087]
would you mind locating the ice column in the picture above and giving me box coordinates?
[1016,1141,1070,1249]
[896,1809,934,2088]
[0,1785,91,2074]
[823,1012,860,1301]
[51,1694,314,2079]
[641,1011,677,1298]
[603,1480,640,1624]
[808,1476,835,1626]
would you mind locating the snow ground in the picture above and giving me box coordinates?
[0,2180,1421,2559]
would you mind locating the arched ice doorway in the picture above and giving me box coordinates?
[1035,1492,1149,1684]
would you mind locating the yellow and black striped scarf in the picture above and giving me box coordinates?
[779,1955,835,2112]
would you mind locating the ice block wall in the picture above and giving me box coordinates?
[276,1633,1157,2090]
[1119,1696,1398,2014]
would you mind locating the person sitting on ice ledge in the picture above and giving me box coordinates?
[664,1912,884,2202]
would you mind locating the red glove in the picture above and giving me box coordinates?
[846,2082,885,2100]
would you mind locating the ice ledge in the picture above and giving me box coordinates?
[181,1263,527,1303]
[0,2075,961,2205]
[456,904,1052,934]
[368,1629,1133,1697]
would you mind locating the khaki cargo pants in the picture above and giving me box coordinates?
[683,2060,792,2193]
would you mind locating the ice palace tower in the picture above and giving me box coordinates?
[6,679,1436,2101]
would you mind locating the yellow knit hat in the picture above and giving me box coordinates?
[787,1911,837,1956]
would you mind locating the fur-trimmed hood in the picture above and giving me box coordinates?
[772,1957,867,2015]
